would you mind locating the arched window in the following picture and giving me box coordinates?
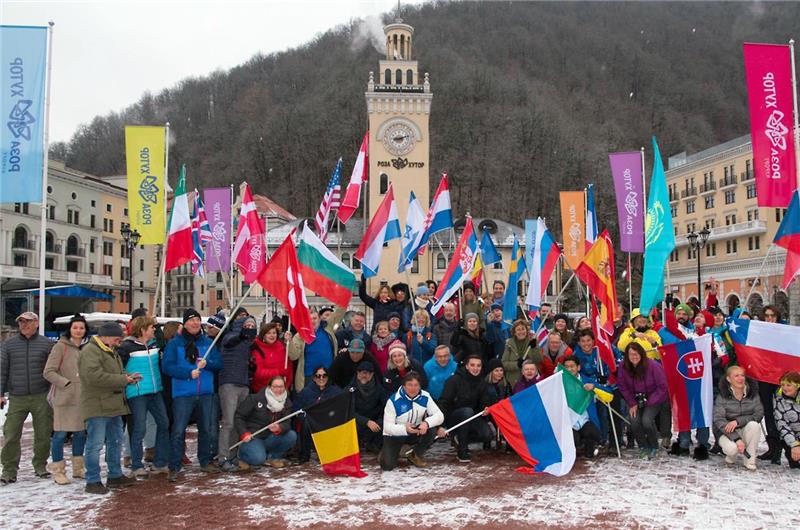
[436,252,446,270]
[45,231,55,253]
[411,256,419,274]
[384,68,391,84]
[66,235,79,256]
[379,173,389,195]
[352,256,361,270]
[340,253,350,268]
[493,261,503,270]
[406,69,413,85]
[396,69,402,85]
[13,226,27,248]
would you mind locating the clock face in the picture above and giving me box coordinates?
[382,122,415,156]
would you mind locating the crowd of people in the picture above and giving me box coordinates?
[1,277,798,495]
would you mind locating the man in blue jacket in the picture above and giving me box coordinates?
[162,308,222,481]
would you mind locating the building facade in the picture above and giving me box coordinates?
[665,134,789,317]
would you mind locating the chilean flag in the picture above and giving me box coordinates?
[354,183,401,278]
[727,319,800,384]
[774,189,800,288]
[416,173,453,255]
[659,335,714,432]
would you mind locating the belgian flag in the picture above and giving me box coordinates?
[306,391,367,478]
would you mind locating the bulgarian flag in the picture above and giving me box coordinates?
[297,223,357,307]
[164,165,193,271]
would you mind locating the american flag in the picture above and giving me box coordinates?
[314,158,342,243]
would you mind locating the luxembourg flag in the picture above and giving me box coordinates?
[164,165,193,272]
[773,189,800,288]
[431,216,478,315]
[398,191,426,272]
[525,218,562,315]
[585,183,598,252]
[659,335,714,432]
[355,183,401,278]
[727,319,800,384]
[416,173,453,255]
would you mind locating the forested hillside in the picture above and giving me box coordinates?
[52,0,799,236]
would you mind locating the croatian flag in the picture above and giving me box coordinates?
[354,183,401,278]
[659,335,713,432]
[431,216,478,315]
[727,319,800,384]
[417,173,453,255]
[525,218,561,315]
[585,183,598,252]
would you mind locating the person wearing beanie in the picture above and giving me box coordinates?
[390,283,413,333]
[451,312,491,366]
[79,321,138,494]
[386,311,403,339]
[383,341,427,393]
[552,313,572,345]
[484,303,511,360]
[460,282,484,329]
[162,308,223,480]
[484,358,511,406]
[414,284,436,324]
[329,337,382,389]
[205,312,227,340]
[348,361,388,453]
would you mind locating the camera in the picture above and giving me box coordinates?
[635,392,648,408]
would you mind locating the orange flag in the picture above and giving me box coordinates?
[575,230,620,332]
[559,191,585,270]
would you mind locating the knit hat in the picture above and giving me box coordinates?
[416,285,430,296]
[553,313,568,325]
[490,303,502,311]
[486,358,503,373]
[243,316,257,328]
[391,282,408,294]
[356,361,374,373]
[464,312,479,322]
[462,281,476,292]
[388,341,407,357]
[207,312,226,330]
[98,322,124,338]
[231,307,249,320]
[131,307,148,319]
[183,308,202,324]
[348,338,365,352]
[674,303,694,319]
[387,312,401,321]
[319,306,334,317]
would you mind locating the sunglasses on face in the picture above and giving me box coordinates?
[765,313,776,317]
[314,373,328,379]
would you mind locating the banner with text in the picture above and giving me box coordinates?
[743,43,797,208]
[125,126,166,244]
[1,25,48,204]
[559,191,585,270]
[203,187,232,272]
[609,151,645,253]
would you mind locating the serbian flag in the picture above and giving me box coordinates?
[164,165,193,272]
[338,133,368,224]
[590,295,617,373]
[525,218,561,315]
[257,231,316,344]
[305,392,367,478]
[659,335,714,432]
[417,173,453,255]
[585,184,598,252]
[431,216,479,314]
[727,319,800,384]
[773,189,800,288]
[232,183,266,283]
[575,230,620,329]
[354,183,401,278]
[489,372,582,476]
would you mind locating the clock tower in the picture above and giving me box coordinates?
[365,19,432,289]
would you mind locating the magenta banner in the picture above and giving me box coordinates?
[743,43,797,208]
[609,152,644,253]
[203,187,232,272]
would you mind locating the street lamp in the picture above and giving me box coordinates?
[686,226,711,303]
[120,223,141,311]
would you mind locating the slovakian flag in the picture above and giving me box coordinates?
[232,183,266,283]
[431,216,479,315]
[525,218,561,315]
[305,392,367,478]
[576,230,620,330]
[743,43,797,207]
[659,335,714,432]
[338,133,368,224]
[727,319,800,385]
[164,165,193,272]
[773,189,800,288]
[355,183,401,278]
[297,223,357,308]
[417,173,453,255]
[489,371,582,476]
[257,231,316,344]
[585,184,598,252]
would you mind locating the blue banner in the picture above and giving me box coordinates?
[1,25,48,204]
[524,218,537,270]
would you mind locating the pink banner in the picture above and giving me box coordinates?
[743,43,797,207]
[203,187,231,272]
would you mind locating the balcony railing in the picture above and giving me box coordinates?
[719,175,737,189]
[699,182,716,194]
[674,220,766,247]
[680,188,697,199]
[65,247,86,257]
[740,170,754,182]
[45,244,62,254]
[12,239,36,250]
[669,192,680,203]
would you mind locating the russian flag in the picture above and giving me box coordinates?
[774,189,800,288]
[431,216,478,315]
[488,372,576,476]
[417,173,453,255]
[659,335,714,432]
[727,319,800,384]
[354,183,401,278]
[525,218,562,314]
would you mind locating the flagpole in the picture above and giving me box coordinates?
[229,183,236,310]
[404,409,487,456]
[36,21,55,332]
[745,244,774,308]
[264,213,270,322]
[200,282,257,361]
[158,122,170,318]
[627,253,633,312]
[285,315,292,369]
[533,272,577,339]
[228,409,305,452]
[583,188,591,316]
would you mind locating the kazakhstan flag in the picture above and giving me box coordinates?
[639,137,675,314]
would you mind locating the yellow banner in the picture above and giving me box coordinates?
[125,126,166,244]
[559,191,585,270]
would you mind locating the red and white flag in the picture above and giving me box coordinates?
[232,183,266,283]
[258,231,316,344]
[338,133,368,224]
[164,165,193,272]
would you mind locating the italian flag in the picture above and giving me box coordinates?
[297,223,357,307]
[164,165,193,271]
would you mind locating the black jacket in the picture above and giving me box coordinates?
[438,366,492,419]
[329,351,382,389]
[349,376,388,427]
[383,359,428,394]
[0,332,53,396]
[450,327,491,365]
[234,391,294,440]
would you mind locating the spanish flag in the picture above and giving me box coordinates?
[306,392,367,478]
[575,230,619,331]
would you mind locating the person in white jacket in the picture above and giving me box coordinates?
[381,373,444,470]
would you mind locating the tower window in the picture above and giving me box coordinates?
[384,68,391,84]
[395,69,402,85]
[379,173,389,195]
[406,69,413,85]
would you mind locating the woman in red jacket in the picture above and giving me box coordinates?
[250,323,293,393]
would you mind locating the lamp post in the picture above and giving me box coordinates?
[686,227,711,303]
[121,223,141,312]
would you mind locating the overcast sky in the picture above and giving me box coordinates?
[1,0,413,143]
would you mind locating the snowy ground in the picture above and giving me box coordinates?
[1,417,798,530]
